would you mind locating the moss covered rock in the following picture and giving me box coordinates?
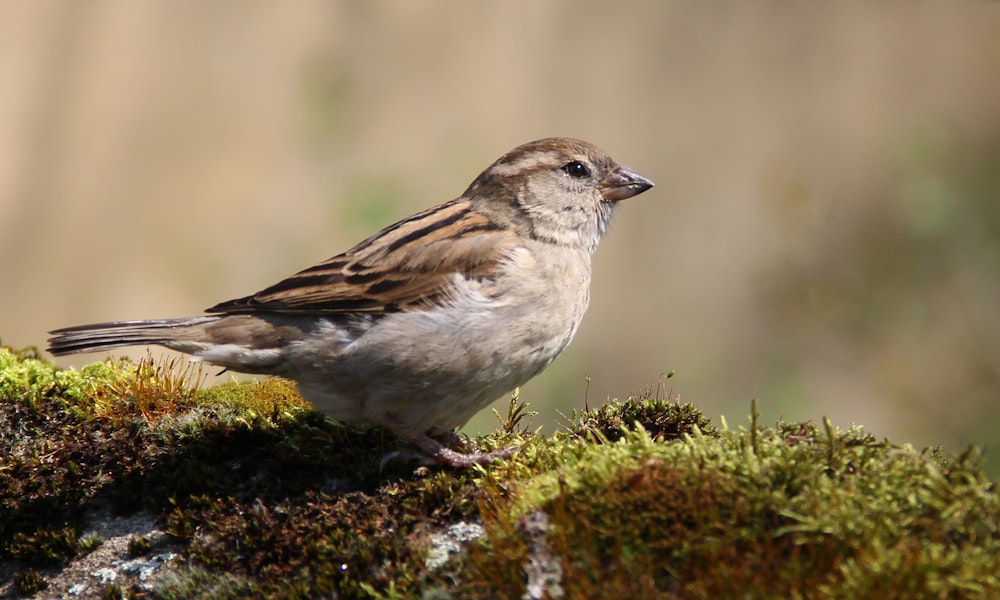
[1,346,997,598]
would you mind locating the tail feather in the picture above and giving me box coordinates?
[47,316,221,356]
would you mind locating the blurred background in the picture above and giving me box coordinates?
[2,2,999,473]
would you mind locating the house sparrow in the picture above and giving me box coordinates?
[48,137,654,467]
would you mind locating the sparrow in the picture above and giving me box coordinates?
[48,138,654,467]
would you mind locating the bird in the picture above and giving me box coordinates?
[48,137,654,467]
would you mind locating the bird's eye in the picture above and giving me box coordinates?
[562,161,591,179]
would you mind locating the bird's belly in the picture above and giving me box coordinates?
[286,278,588,434]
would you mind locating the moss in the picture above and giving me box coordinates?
[101,582,134,600]
[1,345,998,598]
[461,418,1000,598]
[13,567,48,595]
[127,534,152,558]
[572,394,717,442]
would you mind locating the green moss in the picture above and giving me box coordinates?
[1,345,998,598]
[461,418,999,597]
[7,526,81,565]
[127,534,152,557]
[13,568,48,595]
[572,394,717,442]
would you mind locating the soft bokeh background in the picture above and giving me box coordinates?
[3,2,999,473]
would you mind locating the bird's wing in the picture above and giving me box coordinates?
[207,200,519,315]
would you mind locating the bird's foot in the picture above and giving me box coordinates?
[378,429,519,471]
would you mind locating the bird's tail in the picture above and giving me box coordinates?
[47,316,222,356]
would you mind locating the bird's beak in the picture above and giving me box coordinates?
[600,165,655,202]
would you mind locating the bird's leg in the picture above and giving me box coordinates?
[431,430,473,451]
[376,416,519,470]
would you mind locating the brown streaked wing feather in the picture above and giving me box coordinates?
[207,200,519,315]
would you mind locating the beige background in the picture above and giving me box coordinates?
[3,2,999,472]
